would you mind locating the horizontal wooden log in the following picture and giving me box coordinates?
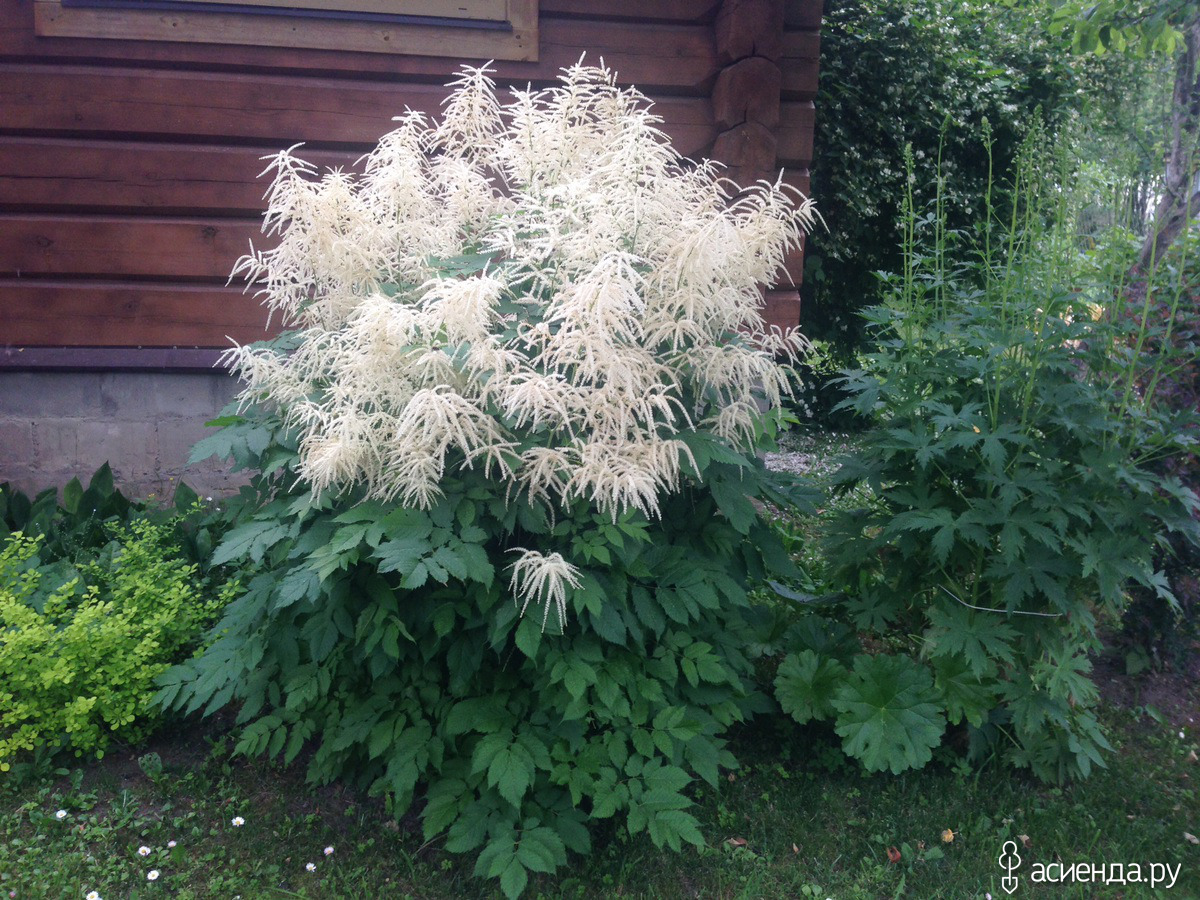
[762,288,801,331]
[715,0,784,65]
[0,215,259,280]
[783,0,822,30]
[780,30,820,101]
[1,1,718,92]
[0,138,357,215]
[712,56,781,130]
[0,65,717,157]
[0,346,229,370]
[777,100,815,167]
[0,279,275,347]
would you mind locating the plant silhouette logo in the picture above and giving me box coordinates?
[998,840,1022,894]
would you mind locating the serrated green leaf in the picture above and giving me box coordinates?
[925,602,1016,676]
[931,654,994,727]
[488,743,534,807]
[516,826,566,874]
[832,654,946,774]
[212,519,293,566]
[775,650,848,724]
[376,536,429,575]
[499,856,528,900]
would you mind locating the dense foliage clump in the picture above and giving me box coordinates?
[0,517,228,773]
[775,142,1200,781]
[802,0,1090,359]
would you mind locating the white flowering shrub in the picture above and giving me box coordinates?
[228,62,813,521]
[163,62,818,899]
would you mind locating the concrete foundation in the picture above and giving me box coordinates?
[0,371,245,500]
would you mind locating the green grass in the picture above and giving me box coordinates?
[2,694,1196,899]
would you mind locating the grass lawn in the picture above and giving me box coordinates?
[1,652,1196,900]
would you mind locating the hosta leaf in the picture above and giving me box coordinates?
[832,654,946,774]
[775,650,848,724]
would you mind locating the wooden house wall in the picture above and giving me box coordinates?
[0,0,820,366]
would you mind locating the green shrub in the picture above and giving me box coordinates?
[159,62,819,897]
[803,0,1092,358]
[776,139,1200,782]
[163,414,811,897]
[0,519,229,772]
[1118,222,1200,670]
[0,463,226,577]
[0,464,134,564]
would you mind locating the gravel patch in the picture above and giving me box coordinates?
[763,430,859,479]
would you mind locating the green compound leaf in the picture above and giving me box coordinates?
[774,649,848,725]
[516,826,567,874]
[930,654,994,727]
[832,654,946,774]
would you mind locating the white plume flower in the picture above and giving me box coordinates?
[229,60,816,524]
[508,549,584,630]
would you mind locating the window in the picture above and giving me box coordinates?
[35,0,538,60]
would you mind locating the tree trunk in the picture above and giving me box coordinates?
[1137,13,1200,271]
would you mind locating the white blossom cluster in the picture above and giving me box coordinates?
[227,61,816,521]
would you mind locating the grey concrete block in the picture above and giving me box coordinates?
[32,420,80,473]
[74,420,159,483]
[0,373,103,418]
[0,420,35,477]
[7,371,252,499]
[158,417,215,471]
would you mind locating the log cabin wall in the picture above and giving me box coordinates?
[0,0,821,494]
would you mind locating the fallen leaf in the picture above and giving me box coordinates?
[1018,834,1032,849]
[792,843,800,854]
[727,837,748,848]
[887,846,902,864]
[727,773,736,783]
[917,840,926,850]
[1187,750,1198,764]
[1185,833,1199,845]
[941,829,955,843]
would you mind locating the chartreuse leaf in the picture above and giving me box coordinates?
[832,654,946,774]
[774,649,848,724]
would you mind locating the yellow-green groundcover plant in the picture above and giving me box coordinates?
[0,521,228,771]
